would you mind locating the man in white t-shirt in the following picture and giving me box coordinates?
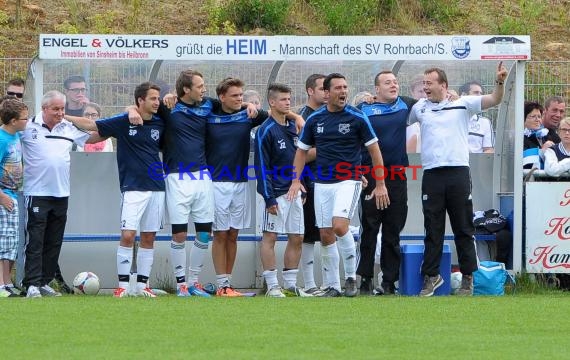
[21,90,98,298]
[408,63,508,297]
[459,81,495,154]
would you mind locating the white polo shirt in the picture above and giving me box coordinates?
[467,114,494,153]
[21,111,90,197]
[409,96,481,170]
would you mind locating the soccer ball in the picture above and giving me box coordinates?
[450,272,463,294]
[73,272,101,295]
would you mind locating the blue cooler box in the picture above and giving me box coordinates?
[399,244,451,296]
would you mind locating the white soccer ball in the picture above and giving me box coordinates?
[450,272,463,293]
[73,271,101,295]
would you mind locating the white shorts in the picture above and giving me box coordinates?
[212,182,251,231]
[314,180,361,228]
[262,193,304,234]
[120,191,165,232]
[165,171,214,224]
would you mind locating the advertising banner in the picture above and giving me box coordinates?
[39,34,531,61]
[526,182,570,273]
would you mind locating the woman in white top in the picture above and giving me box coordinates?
[544,117,570,176]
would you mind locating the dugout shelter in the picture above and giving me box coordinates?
[20,34,530,289]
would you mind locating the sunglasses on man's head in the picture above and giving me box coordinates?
[6,91,24,98]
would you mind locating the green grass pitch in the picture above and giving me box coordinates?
[3,294,570,359]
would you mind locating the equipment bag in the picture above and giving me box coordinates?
[473,261,515,296]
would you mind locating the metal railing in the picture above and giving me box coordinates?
[2,58,569,108]
[526,61,570,103]
[0,57,30,88]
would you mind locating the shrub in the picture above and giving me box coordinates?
[496,0,545,35]
[0,10,9,26]
[308,0,378,35]
[218,0,291,32]
[204,1,237,35]
[54,21,80,34]
[418,0,461,25]
[87,11,118,34]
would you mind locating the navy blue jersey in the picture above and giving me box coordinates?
[206,108,268,182]
[163,98,214,175]
[96,112,165,192]
[255,118,298,208]
[298,104,320,120]
[358,96,415,168]
[298,105,377,184]
[298,105,319,189]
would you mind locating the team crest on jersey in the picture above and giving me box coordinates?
[338,123,350,134]
[317,123,324,134]
[470,121,480,132]
[151,129,160,141]
[293,136,298,146]
[278,139,286,149]
[31,128,38,140]
[451,37,471,59]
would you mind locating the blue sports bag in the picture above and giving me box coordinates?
[473,261,515,296]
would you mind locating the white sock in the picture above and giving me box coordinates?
[320,246,329,289]
[282,269,299,289]
[301,243,316,289]
[337,230,357,279]
[188,234,210,284]
[321,243,340,290]
[216,274,230,288]
[137,247,154,288]
[170,241,186,285]
[116,246,133,289]
[263,269,279,290]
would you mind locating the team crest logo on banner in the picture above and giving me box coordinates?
[151,129,160,141]
[451,37,470,59]
[338,123,350,134]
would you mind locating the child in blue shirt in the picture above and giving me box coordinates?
[0,97,28,297]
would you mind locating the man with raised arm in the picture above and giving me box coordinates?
[408,62,508,297]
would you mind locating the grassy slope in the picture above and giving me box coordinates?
[0,0,568,60]
[2,295,570,359]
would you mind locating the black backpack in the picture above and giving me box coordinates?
[474,209,508,234]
